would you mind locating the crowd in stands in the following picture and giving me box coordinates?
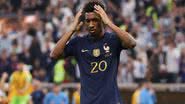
[0,0,184,103]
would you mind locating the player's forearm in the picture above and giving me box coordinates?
[50,30,75,59]
[107,22,136,48]
[0,78,7,90]
[0,81,4,89]
[21,82,30,92]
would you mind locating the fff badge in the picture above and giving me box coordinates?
[93,48,100,57]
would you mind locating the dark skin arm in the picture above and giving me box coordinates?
[94,5,136,49]
[50,10,83,59]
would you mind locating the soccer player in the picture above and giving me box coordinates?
[50,1,136,104]
[8,62,32,104]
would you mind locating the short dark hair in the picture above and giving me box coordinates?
[83,1,105,13]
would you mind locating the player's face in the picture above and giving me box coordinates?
[85,12,103,36]
[17,63,24,71]
[53,85,61,93]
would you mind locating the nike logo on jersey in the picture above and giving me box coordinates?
[81,49,89,52]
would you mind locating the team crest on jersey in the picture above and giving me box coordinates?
[93,48,100,57]
[103,43,112,57]
[103,43,110,53]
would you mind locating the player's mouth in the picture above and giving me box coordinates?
[89,28,96,33]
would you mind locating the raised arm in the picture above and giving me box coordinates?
[0,72,8,91]
[50,10,83,59]
[94,5,136,49]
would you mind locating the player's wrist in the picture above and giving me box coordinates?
[69,24,77,33]
[106,20,114,27]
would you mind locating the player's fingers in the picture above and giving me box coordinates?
[74,9,82,19]
[76,21,84,31]
[94,5,103,12]
[94,5,101,12]
[77,10,82,17]
[78,9,82,14]
[79,21,84,27]
[94,5,99,10]
[94,9,100,15]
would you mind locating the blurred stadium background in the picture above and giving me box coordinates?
[0,0,184,104]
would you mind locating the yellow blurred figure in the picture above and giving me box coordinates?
[131,89,140,104]
[131,83,142,104]
[8,62,33,104]
[72,83,80,104]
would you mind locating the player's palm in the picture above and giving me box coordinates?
[94,5,111,25]
[71,9,83,32]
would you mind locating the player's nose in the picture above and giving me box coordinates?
[89,21,94,27]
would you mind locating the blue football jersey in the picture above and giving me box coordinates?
[64,32,126,104]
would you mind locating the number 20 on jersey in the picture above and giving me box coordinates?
[90,60,107,73]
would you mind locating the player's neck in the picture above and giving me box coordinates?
[53,91,59,95]
[91,31,104,40]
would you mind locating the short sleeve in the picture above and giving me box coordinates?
[63,36,79,57]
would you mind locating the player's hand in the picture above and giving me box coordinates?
[94,5,112,25]
[70,9,84,32]
[18,89,25,94]
[2,72,8,80]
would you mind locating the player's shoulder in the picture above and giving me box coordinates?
[70,34,88,41]
[104,32,117,39]
[67,36,82,45]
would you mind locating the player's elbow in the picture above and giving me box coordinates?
[50,52,58,59]
[130,40,136,48]
[125,40,136,49]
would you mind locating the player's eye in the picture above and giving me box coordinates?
[92,18,99,22]
[86,19,90,23]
